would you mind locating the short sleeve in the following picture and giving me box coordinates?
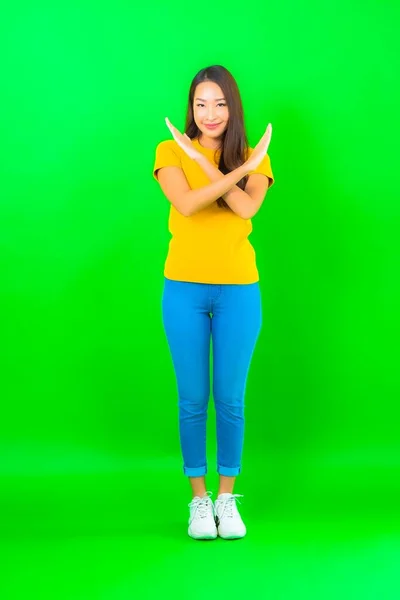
[247,151,275,188]
[153,140,182,181]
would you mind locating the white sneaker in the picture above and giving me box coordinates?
[188,491,217,540]
[215,493,246,539]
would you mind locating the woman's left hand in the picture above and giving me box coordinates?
[165,117,202,160]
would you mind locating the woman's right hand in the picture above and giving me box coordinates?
[165,117,202,161]
[244,124,272,172]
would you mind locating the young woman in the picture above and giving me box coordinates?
[153,65,274,540]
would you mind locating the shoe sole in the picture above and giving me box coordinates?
[215,516,246,539]
[188,530,218,540]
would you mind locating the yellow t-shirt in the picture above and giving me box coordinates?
[153,137,274,284]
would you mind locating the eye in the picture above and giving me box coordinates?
[196,103,226,107]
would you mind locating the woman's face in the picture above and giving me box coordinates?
[193,81,229,146]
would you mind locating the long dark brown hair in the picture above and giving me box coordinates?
[184,65,249,209]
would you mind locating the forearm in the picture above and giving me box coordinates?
[193,155,251,219]
[182,155,250,216]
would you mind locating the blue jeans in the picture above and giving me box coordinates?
[162,277,262,477]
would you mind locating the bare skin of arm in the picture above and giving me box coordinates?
[194,154,271,219]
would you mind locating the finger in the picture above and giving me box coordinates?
[263,124,272,143]
[165,118,180,143]
[165,117,176,133]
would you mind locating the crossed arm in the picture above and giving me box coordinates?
[194,154,271,220]
[157,153,271,219]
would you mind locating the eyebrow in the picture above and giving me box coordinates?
[195,97,226,101]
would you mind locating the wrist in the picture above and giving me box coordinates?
[193,153,207,164]
[240,161,252,177]
[195,153,250,177]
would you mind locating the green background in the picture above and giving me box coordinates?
[1,0,399,598]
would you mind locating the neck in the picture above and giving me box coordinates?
[198,138,221,151]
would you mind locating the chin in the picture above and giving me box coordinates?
[204,127,226,136]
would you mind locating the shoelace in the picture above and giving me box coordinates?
[188,491,214,520]
[217,493,244,518]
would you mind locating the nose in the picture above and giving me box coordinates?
[207,107,216,119]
